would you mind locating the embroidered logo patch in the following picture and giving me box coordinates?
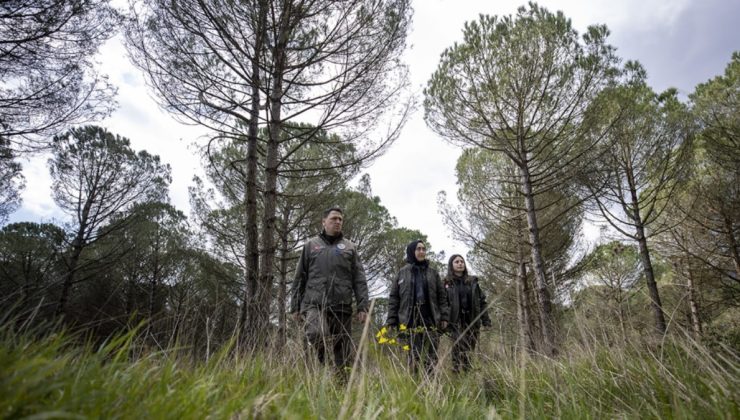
[337,243,346,250]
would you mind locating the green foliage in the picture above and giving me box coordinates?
[647,52,740,336]
[49,125,172,233]
[585,64,696,237]
[424,2,616,153]
[69,201,195,338]
[0,222,66,318]
[452,147,584,286]
[691,51,740,168]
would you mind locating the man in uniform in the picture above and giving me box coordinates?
[290,207,369,372]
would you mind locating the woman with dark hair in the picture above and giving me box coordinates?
[444,254,492,372]
[386,240,449,374]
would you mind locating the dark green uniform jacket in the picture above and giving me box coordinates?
[290,234,369,314]
[386,264,450,327]
[444,275,492,329]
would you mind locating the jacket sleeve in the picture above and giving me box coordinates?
[289,243,309,314]
[386,270,400,326]
[436,271,450,323]
[477,281,492,327]
[352,249,369,313]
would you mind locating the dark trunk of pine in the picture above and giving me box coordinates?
[57,236,83,318]
[519,164,555,356]
[277,208,290,347]
[256,0,292,347]
[516,212,536,355]
[626,167,667,334]
[241,0,267,347]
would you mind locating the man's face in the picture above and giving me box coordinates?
[414,242,427,262]
[322,210,343,236]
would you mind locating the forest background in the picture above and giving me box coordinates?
[1,0,738,418]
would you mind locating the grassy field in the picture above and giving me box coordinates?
[1,322,738,419]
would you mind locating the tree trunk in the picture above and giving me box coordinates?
[57,236,83,317]
[277,207,290,346]
[684,256,702,337]
[255,1,292,346]
[724,215,740,282]
[240,0,267,345]
[22,254,32,308]
[517,258,536,355]
[58,190,94,318]
[516,214,536,355]
[149,221,162,319]
[634,227,666,334]
[626,169,667,334]
[126,273,136,317]
[616,288,628,345]
[519,164,555,356]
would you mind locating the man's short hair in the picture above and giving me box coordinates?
[322,206,343,219]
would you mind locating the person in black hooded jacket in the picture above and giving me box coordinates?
[444,254,492,372]
[386,240,449,374]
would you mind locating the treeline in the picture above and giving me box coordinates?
[427,5,739,354]
[0,123,430,355]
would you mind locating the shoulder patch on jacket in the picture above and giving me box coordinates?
[308,237,325,252]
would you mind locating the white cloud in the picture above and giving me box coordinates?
[16,156,58,219]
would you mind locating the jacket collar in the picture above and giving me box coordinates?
[320,230,343,245]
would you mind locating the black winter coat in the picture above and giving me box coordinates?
[444,275,492,329]
[386,263,449,328]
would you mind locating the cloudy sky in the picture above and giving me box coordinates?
[9,0,739,263]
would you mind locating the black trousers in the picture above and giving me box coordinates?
[450,323,479,372]
[303,307,353,370]
[407,329,440,375]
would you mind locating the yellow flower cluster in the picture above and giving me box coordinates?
[375,324,425,351]
[375,326,397,345]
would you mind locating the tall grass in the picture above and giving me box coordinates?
[1,319,738,419]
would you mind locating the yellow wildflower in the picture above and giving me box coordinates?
[388,339,396,345]
[378,337,388,344]
[376,327,388,339]
[399,324,407,331]
[402,345,410,351]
